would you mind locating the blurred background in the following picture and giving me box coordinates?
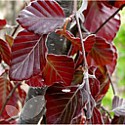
[0,0,125,113]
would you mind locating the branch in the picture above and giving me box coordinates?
[94,4,125,34]
[11,24,20,37]
[0,82,21,116]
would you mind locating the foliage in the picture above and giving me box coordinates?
[0,0,125,124]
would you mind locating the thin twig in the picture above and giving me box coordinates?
[94,4,125,34]
[0,82,21,116]
[75,14,88,69]
[107,71,116,96]
[75,13,91,95]
[11,24,20,37]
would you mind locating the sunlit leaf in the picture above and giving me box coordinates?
[9,30,47,81]
[17,0,65,35]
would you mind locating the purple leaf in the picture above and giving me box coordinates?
[112,96,125,116]
[17,0,66,35]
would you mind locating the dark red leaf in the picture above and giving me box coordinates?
[107,0,125,8]
[111,115,125,124]
[46,83,89,124]
[90,107,103,124]
[0,39,11,65]
[0,75,19,119]
[9,30,47,81]
[106,45,117,74]
[84,1,120,42]
[88,66,100,99]
[94,66,110,102]
[26,74,44,87]
[89,78,100,99]
[0,19,6,30]
[17,84,26,106]
[56,29,82,55]
[17,0,65,35]
[43,54,74,86]
[112,96,125,116]
[85,35,115,66]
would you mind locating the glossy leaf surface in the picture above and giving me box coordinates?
[17,0,65,35]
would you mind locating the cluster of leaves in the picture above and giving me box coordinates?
[0,0,125,124]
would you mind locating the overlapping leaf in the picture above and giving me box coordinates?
[84,35,115,66]
[45,83,89,124]
[0,75,19,119]
[0,19,6,30]
[9,30,47,81]
[84,1,120,42]
[26,74,44,87]
[5,34,14,47]
[0,39,11,65]
[112,96,125,116]
[90,107,103,124]
[56,29,82,55]
[17,0,65,35]
[43,54,74,86]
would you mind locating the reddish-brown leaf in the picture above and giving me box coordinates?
[17,0,65,35]
[5,34,14,47]
[84,1,120,42]
[85,35,115,66]
[88,66,100,99]
[89,78,100,99]
[112,96,125,116]
[56,29,82,55]
[0,39,11,65]
[0,19,6,30]
[90,107,103,124]
[43,54,74,86]
[0,75,19,119]
[26,74,44,87]
[9,30,47,81]
[94,66,110,102]
[46,83,89,124]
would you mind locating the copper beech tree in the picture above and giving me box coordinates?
[0,0,125,124]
